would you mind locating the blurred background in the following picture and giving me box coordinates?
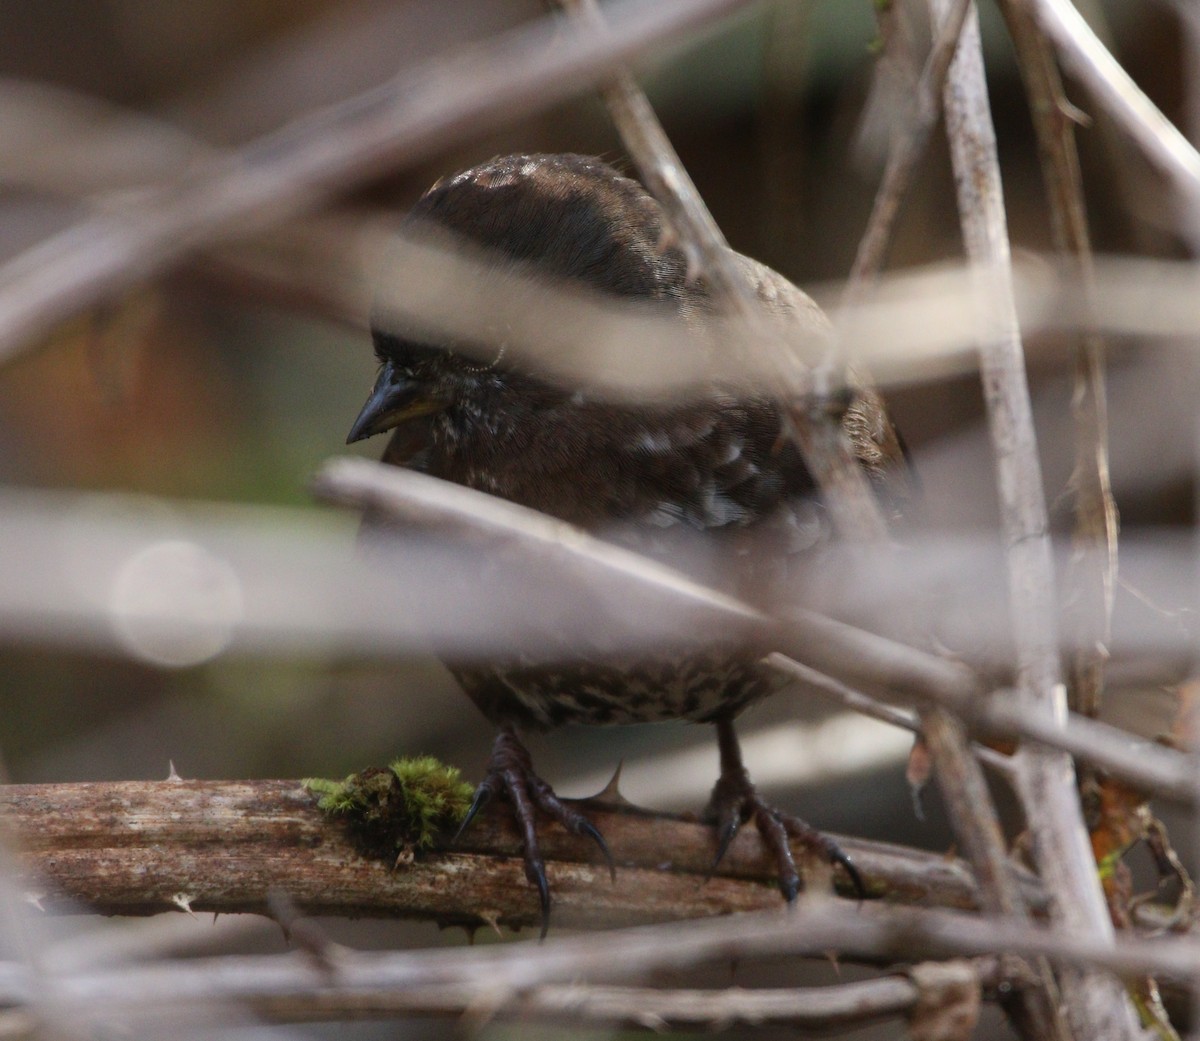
[0,0,1193,1037]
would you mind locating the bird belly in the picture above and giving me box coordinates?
[450,652,784,730]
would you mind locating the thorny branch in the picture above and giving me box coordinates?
[1,779,1016,925]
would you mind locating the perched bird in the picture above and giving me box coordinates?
[348,153,905,931]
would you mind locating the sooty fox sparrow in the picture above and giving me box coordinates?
[348,153,905,931]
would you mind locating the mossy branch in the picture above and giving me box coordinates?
[1,777,1029,934]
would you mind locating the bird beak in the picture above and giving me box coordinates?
[346,360,448,444]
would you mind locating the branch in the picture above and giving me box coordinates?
[0,0,752,366]
[2,780,1010,926]
[930,2,1138,1035]
[1027,0,1200,203]
[846,0,972,293]
[5,898,1200,1029]
[998,0,1117,721]
[552,0,890,546]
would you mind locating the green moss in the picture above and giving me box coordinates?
[304,756,474,859]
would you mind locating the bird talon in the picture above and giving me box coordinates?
[579,820,616,883]
[711,817,741,872]
[454,782,494,843]
[529,858,552,941]
[779,874,800,903]
[834,849,867,902]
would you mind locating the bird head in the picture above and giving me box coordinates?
[348,153,687,445]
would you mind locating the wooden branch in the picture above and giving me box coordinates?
[3,780,1012,928]
[931,2,1138,1036]
[998,0,1117,722]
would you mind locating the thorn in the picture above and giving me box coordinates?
[171,893,197,917]
[166,760,182,782]
[592,760,636,809]
[268,888,338,971]
[656,225,679,255]
[478,909,503,939]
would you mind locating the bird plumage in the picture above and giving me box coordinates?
[348,152,902,926]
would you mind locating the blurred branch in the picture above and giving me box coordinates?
[0,467,1192,799]
[846,0,971,294]
[0,955,989,1031]
[5,896,1200,1029]
[553,0,888,546]
[999,0,1117,722]
[8,74,1200,387]
[0,0,752,366]
[850,10,1070,1036]
[933,2,1138,1036]
[2,779,1010,925]
[1027,0,1200,203]
[247,975,929,1030]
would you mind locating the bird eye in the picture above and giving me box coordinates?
[456,340,506,373]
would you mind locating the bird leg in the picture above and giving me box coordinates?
[456,726,614,938]
[706,717,865,901]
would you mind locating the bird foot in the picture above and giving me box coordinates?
[706,723,865,901]
[456,728,614,938]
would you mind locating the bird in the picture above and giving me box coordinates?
[347,152,906,933]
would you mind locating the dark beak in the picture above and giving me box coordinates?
[346,360,448,444]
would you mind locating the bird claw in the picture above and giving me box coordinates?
[454,780,495,842]
[461,728,615,937]
[707,721,866,902]
[578,820,616,883]
[710,815,741,874]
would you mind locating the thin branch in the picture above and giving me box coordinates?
[1,780,1011,924]
[0,469,1192,805]
[998,0,1118,722]
[0,0,752,366]
[21,974,937,1031]
[846,0,973,293]
[766,654,1019,780]
[931,1,1139,1036]
[1027,0,1200,204]
[552,0,890,546]
[6,899,1200,1026]
[325,458,1198,807]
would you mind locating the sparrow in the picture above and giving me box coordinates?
[347,152,905,932]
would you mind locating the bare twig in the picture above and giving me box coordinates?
[0,470,1193,805]
[552,0,890,546]
[846,0,973,293]
[998,0,1118,721]
[1026,0,1200,204]
[766,653,1019,780]
[6,899,1200,1027]
[931,1,1139,1035]
[847,15,1072,1016]
[0,0,752,366]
